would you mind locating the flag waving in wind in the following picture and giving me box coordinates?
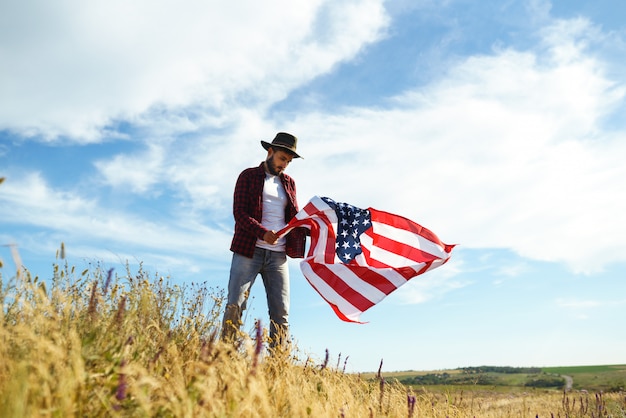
[276,196,455,323]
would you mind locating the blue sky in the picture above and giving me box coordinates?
[2,0,626,372]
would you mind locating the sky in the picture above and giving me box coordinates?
[1,0,626,373]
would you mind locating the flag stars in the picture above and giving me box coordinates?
[322,196,373,264]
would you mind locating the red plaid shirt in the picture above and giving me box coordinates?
[230,162,306,258]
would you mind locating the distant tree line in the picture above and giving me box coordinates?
[460,366,542,374]
[400,372,496,386]
[399,367,565,388]
[524,375,565,388]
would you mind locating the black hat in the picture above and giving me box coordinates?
[261,132,302,159]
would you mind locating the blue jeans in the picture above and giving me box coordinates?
[222,247,290,346]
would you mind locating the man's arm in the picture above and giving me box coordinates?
[233,168,275,242]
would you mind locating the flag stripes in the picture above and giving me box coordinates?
[277,196,454,323]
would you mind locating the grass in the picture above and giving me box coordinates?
[372,365,626,394]
[1,247,626,417]
[543,365,626,392]
[0,254,413,417]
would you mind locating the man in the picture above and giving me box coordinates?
[221,132,306,347]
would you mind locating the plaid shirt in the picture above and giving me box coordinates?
[230,162,306,258]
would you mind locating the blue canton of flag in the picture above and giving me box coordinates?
[321,197,372,264]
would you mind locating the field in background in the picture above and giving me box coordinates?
[544,365,626,392]
[363,365,626,394]
[1,248,625,417]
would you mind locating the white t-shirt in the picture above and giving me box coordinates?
[256,173,288,252]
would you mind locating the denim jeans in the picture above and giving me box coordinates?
[222,247,290,346]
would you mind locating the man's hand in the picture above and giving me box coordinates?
[263,230,279,245]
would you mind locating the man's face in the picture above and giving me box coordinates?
[265,148,294,175]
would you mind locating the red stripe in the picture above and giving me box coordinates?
[324,221,337,264]
[281,198,454,323]
[360,246,418,280]
[345,264,398,295]
[396,265,422,279]
[307,221,322,258]
[303,201,321,216]
[280,204,337,263]
[302,279,363,323]
[416,261,434,275]
[369,232,440,264]
[370,208,446,246]
[309,262,375,313]
[310,214,338,264]
[359,245,391,269]
[299,202,337,264]
[329,303,361,323]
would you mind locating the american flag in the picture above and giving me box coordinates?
[277,196,455,323]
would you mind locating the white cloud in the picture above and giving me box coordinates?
[0,0,388,142]
[85,14,626,275]
[285,18,626,273]
[556,298,603,309]
[95,142,168,194]
[0,173,232,264]
[391,271,470,305]
[495,262,529,279]
[556,297,626,312]
[3,5,626,279]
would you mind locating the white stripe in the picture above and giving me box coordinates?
[300,201,343,264]
[323,263,387,304]
[290,197,455,322]
[360,229,450,268]
[359,232,420,268]
[306,217,343,264]
[351,251,412,287]
[300,260,362,322]
[421,257,450,272]
[371,221,449,258]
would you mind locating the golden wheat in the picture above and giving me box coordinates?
[1,255,625,417]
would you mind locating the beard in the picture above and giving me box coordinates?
[265,154,282,175]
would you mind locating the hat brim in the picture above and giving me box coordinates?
[260,140,302,159]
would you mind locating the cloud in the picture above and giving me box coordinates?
[3,4,626,279]
[0,173,232,267]
[556,298,603,309]
[495,262,529,279]
[84,13,626,275]
[556,297,626,310]
[95,142,168,194]
[392,270,470,305]
[286,18,626,273]
[0,0,388,142]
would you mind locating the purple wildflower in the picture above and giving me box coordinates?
[116,359,128,402]
[320,349,329,370]
[103,268,114,296]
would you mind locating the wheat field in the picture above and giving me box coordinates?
[1,250,625,417]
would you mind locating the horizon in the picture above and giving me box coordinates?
[363,363,626,374]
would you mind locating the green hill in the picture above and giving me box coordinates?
[369,365,626,393]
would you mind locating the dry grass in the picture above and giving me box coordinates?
[1,250,625,417]
[0,256,412,417]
